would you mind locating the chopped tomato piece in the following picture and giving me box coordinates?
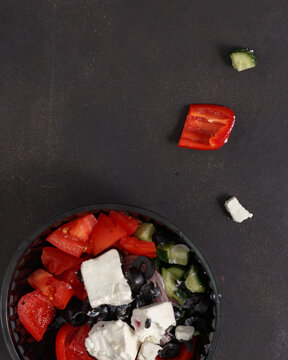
[57,266,87,302]
[66,214,97,243]
[17,290,55,342]
[109,210,140,235]
[28,269,74,309]
[56,323,92,360]
[47,228,87,258]
[178,104,235,150]
[68,323,91,354]
[157,340,196,360]
[42,247,83,275]
[117,236,157,257]
[90,213,127,256]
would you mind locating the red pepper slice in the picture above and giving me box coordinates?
[28,269,74,309]
[42,247,83,275]
[57,265,87,302]
[56,323,92,360]
[109,210,140,236]
[178,104,235,150]
[117,236,157,257]
[90,213,127,256]
[17,290,55,342]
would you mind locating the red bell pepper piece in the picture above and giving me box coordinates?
[178,104,235,150]
[17,290,55,342]
[109,210,140,235]
[56,323,92,360]
[28,269,74,309]
[42,247,83,275]
[90,213,127,256]
[116,236,157,257]
[57,265,87,302]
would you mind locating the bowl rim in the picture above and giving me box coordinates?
[1,203,222,360]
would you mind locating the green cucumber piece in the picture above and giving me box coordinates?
[167,266,186,280]
[157,243,190,266]
[134,223,155,242]
[230,48,257,71]
[185,265,205,293]
[161,268,187,306]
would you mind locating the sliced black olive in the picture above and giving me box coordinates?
[132,256,155,279]
[114,303,134,320]
[194,295,211,315]
[65,297,88,327]
[173,306,182,321]
[126,267,145,291]
[159,341,181,358]
[183,294,203,309]
[87,305,109,321]
[184,312,213,333]
[135,295,147,308]
[139,282,158,304]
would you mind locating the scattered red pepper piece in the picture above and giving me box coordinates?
[178,104,235,150]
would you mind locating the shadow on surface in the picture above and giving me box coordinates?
[217,193,233,216]
[216,45,242,67]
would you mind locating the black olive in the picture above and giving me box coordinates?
[152,228,179,246]
[132,256,155,279]
[159,341,181,358]
[194,295,211,315]
[173,306,182,321]
[183,294,203,309]
[139,282,158,304]
[126,267,146,291]
[114,303,134,320]
[65,298,88,327]
[184,312,213,333]
[87,305,109,321]
[135,295,147,308]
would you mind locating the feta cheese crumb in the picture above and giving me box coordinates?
[224,196,253,223]
[137,341,161,360]
[81,249,132,308]
[175,325,195,341]
[131,302,176,343]
[85,320,140,360]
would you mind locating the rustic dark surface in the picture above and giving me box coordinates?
[1,1,288,359]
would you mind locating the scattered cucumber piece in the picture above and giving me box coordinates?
[185,265,205,293]
[157,243,190,266]
[134,223,156,242]
[161,268,187,305]
[230,48,257,71]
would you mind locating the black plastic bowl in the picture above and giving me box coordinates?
[1,204,221,360]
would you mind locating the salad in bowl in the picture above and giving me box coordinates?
[1,205,221,360]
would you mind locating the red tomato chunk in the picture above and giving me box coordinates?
[42,247,83,275]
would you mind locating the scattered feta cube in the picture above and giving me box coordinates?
[131,302,176,343]
[175,325,195,341]
[81,249,132,308]
[85,320,140,360]
[224,196,253,223]
[137,341,161,360]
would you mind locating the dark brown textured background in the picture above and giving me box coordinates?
[1,1,288,359]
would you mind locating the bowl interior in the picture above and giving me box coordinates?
[1,205,221,360]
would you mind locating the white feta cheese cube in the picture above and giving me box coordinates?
[81,249,132,308]
[131,302,176,343]
[175,325,195,341]
[85,320,140,360]
[224,196,253,223]
[137,341,161,360]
